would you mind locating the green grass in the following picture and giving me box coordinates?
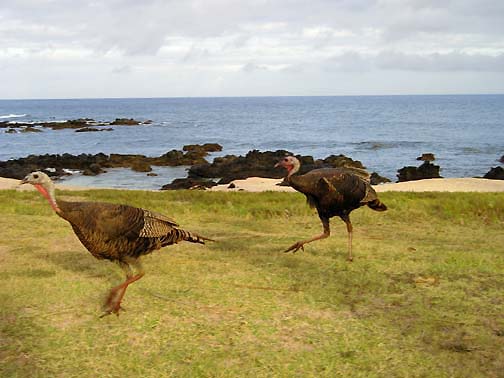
[0,189,503,377]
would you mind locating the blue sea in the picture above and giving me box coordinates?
[1,95,503,189]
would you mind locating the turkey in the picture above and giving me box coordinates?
[275,156,387,261]
[20,171,213,316]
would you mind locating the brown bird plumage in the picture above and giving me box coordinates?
[275,156,387,261]
[20,171,212,316]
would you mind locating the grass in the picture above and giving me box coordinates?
[0,189,503,377]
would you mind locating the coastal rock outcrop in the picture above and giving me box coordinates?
[370,172,391,185]
[1,117,150,131]
[187,149,365,185]
[416,153,436,162]
[0,143,223,180]
[75,127,113,132]
[161,178,217,190]
[397,160,442,182]
[483,166,504,180]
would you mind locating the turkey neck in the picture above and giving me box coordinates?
[34,182,61,213]
[286,170,311,194]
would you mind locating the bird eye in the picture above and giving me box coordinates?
[284,158,288,162]
[33,174,39,179]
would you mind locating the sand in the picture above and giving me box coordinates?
[2,176,504,193]
[210,177,504,193]
[1,177,101,191]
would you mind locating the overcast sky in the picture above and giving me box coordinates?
[1,0,503,99]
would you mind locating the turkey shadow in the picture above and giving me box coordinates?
[40,249,120,284]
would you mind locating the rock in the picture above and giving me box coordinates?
[483,166,504,180]
[45,119,89,130]
[228,183,236,189]
[499,155,504,164]
[5,128,17,134]
[75,127,113,132]
[189,150,290,184]
[322,154,365,169]
[370,172,391,185]
[130,161,152,173]
[188,149,366,184]
[147,172,158,176]
[143,120,153,124]
[397,161,442,182]
[82,163,104,176]
[183,143,223,153]
[110,118,141,125]
[161,178,217,190]
[0,146,214,180]
[20,126,42,133]
[416,153,436,161]
[2,118,151,130]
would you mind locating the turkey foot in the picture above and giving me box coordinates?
[284,241,305,253]
[100,287,127,317]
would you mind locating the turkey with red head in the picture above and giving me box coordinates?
[20,171,213,317]
[275,156,387,261]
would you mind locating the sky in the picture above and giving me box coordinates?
[1,0,504,99]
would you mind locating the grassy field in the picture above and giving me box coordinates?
[0,188,503,377]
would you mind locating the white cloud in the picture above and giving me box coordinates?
[0,0,503,98]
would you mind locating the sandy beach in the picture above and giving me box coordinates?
[3,176,504,193]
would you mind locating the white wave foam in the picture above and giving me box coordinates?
[0,113,27,119]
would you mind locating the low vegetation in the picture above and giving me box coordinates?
[1,189,503,377]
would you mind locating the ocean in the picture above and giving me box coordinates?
[1,95,503,189]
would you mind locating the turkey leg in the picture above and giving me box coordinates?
[341,215,353,262]
[101,260,145,317]
[284,217,330,253]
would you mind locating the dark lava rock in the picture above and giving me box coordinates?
[397,161,442,182]
[183,143,223,153]
[75,127,113,132]
[130,161,153,173]
[483,166,504,180]
[2,118,150,130]
[0,146,216,180]
[499,155,504,164]
[45,119,90,130]
[161,178,217,190]
[416,153,436,161]
[5,128,17,134]
[370,172,391,185]
[188,149,366,184]
[21,126,42,133]
[83,163,104,176]
[110,118,141,125]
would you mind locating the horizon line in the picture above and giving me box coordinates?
[1,93,504,101]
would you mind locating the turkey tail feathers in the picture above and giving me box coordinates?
[180,230,215,244]
[367,199,387,212]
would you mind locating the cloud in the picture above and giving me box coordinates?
[322,51,504,72]
[0,0,503,97]
[111,65,132,74]
[376,51,504,72]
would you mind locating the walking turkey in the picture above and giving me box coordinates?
[275,156,387,261]
[20,171,213,316]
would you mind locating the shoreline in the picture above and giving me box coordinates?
[3,176,504,193]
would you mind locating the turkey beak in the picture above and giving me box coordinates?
[274,162,282,168]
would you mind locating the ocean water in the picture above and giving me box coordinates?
[1,95,503,189]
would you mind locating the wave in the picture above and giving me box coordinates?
[352,141,424,150]
[0,113,27,119]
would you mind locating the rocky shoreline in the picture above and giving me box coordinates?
[0,144,502,189]
[1,118,151,132]
[0,143,222,180]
